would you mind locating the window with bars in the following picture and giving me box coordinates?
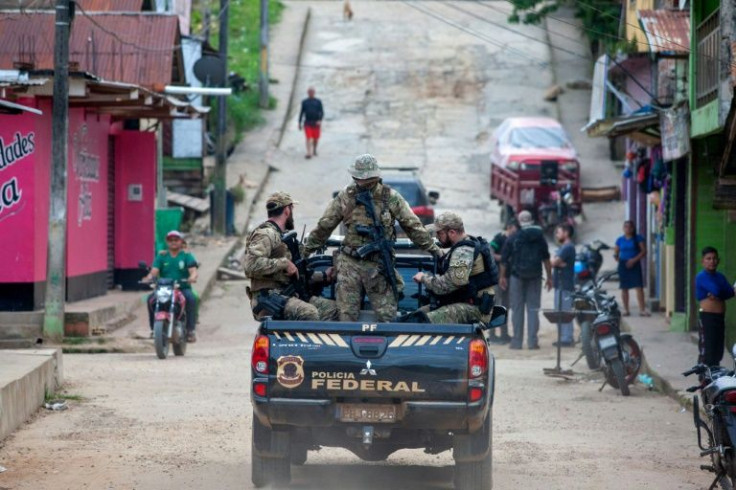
[695,9,720,108]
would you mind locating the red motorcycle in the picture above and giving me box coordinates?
[148,278,188,359]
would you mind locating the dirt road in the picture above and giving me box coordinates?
[0,2,710,489]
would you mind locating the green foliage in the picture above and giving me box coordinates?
[507,0,623,53]
[191,0,284,142]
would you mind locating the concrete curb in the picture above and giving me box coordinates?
[201,4,312,302]
[0,349,63,441]
[277,6,312,149]
[542,17,562,122]
[620,317,694,410]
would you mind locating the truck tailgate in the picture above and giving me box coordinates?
[262,320,477,402]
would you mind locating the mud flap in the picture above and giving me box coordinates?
[453,409,491,463]
[253,415,291,458]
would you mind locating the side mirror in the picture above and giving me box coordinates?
[428,191,440,205]
[138,261,148,269]
[489,305,507,329]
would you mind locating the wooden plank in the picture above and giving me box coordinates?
[166,191,209,213]
[217,267,247,280]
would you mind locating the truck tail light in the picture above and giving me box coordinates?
[411,205,434,219]
[253,381,267,397]
[251,334,269,375]
[469,387,484,402]
[724,391,736,413]
[468,339,488,379]
[595,324,611,336]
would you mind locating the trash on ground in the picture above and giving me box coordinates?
[637,374,655,390]
[44,400,68,411]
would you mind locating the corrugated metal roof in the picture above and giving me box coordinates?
[0,0,142,10]
[0,12,181,87]
[638,9,690,54]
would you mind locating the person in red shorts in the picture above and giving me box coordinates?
[298,87,324,159]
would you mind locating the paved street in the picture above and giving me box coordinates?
[0,2,711,489]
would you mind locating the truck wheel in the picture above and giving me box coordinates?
[580,321,600,370]
[251,417,291,488]
[454,410,492,490]
[153,320,169,359]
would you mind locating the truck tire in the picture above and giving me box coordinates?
[251,416,291,488]
[153,320,169,359]
[580,321,600,370]
[252,443,290,488]
[454,410,492,490]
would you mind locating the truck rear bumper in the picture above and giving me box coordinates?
[253,397,488,432]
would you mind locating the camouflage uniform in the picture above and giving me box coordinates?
[303,154,440,322]
[420,213,496,325]
[243,192,338,321]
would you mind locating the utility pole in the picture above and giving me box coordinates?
[259,0,269,109]
[43,0,71,342]
[212,0,229,235]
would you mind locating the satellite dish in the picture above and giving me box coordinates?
[193,55,225,86]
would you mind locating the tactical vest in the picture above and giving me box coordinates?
[435,236,499,307]
[340,183,395,250]
[247,221,291,292]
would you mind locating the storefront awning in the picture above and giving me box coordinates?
[0,98,43,115]
[637,9,690,56]
[585,110,661,145]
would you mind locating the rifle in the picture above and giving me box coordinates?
[355,189,399,301]
[281,227,311,301]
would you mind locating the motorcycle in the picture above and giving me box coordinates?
[574,240,610,285]
[147,278,189,359]
[684,352,736,489]
[538,182,577,234]
[572,271,642,395]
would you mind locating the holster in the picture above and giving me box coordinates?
[478,292,494,315]
[252,290,289,320]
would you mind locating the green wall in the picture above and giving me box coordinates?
[694,141,736,347]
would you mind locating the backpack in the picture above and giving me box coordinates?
[511,227,546,279]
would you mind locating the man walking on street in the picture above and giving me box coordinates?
[243,192,338,321]
[412,212,498,324]
[499,210,552,350]
[302,154,441,322]
[695,246,736,366]
[489,219,518,344]
[298,87,324,159]
[551,223,576,347]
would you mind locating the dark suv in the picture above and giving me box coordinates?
[381,171,439,226]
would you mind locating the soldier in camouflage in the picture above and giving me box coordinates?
[413,212,498,324]
[243,192,338,321]
[302,154,441,322]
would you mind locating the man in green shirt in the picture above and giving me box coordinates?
[143,230,199,342]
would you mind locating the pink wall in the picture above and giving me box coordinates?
[0,99,48,283]
[114,131,156,269]
[65,110,111,278]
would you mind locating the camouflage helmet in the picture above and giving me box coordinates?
[266,191,298,211]
[433,212,464,232]
[348,154,381,179]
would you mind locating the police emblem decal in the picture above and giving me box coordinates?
[276,355,305,389]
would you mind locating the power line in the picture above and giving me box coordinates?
[401,1,550,69]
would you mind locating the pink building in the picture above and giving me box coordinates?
[0,9,206,312]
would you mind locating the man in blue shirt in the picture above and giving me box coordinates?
[695,247,736,366]
[551,223,576,346]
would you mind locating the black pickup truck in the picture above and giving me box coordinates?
[250,239,505,489]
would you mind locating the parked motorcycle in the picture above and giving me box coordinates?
[684,352,736,489]
[574,240,610,285]
[147,278,189,359]
[538,182,577,234]
[573,272,642,395]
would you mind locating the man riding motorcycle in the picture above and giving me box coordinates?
[142,230,199,342]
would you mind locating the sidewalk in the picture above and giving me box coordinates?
[545,7,698,409]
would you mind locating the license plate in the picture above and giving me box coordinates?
[338,404,397,423]
[598,335,618,350]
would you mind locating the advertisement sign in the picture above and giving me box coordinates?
[660,102,691,161]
